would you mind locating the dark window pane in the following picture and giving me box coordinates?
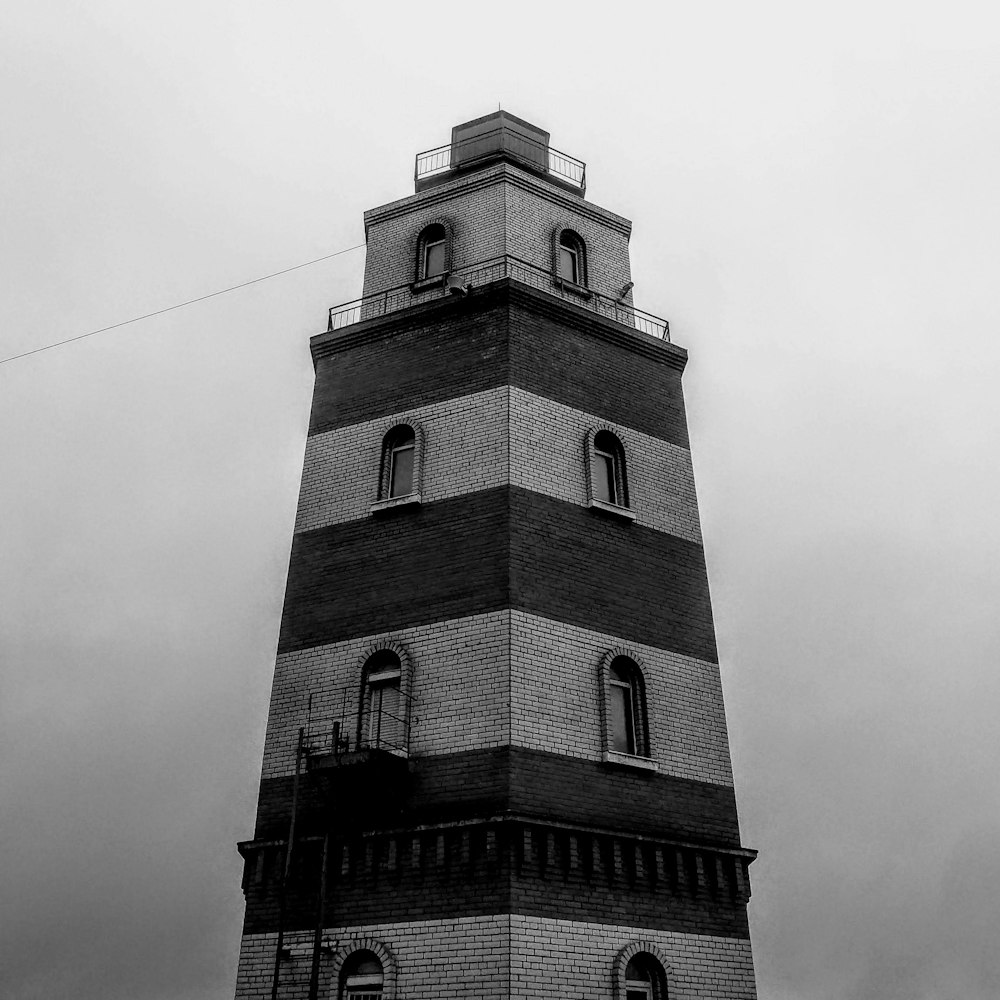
[610,683,635,754]
[390,445,414,497]
[610,661,630,684]
[368,680,401,748]
[424,240,446,277]
[559,245,578,283]
[594,451,616,504]
[626,960,651,982]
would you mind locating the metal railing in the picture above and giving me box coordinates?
[415,127,586,193]
[326,254,670,341]
[304,697,410,758]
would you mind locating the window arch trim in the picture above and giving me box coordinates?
[354,640,414,755]
[372,421,425,513]
[331,940,398,1000]
[598,648,656,770]
[584,426,635,521]
[612,942,672,1000]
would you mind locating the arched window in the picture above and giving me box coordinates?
[599,651,651,762]
[593,430,626,506]
[341,952,384,1000]
[609,660,639,755]
[613,948,670,1000]
[557,228,587,286]
[381,425,416,499]
[417,223,448,280]
[360,650,403,752]
[586,428,630,515]
[625,958,655,1000]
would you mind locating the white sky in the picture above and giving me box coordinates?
[3,2,1000,998]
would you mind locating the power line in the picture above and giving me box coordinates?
[0,243,366,367]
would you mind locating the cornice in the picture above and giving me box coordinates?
[364,162,632,238]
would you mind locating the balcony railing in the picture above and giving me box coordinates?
[326,255,670,342]
[415,127,586,194]
[304,697,410,759]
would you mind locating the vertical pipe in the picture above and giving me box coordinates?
[270,727,304,1000]
[307,831,330,1000]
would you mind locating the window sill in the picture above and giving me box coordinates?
[411,274,447,293]
[602,750,659,773]
[588,499,636,522]
[553,276,592,299]
[370,493,421,515]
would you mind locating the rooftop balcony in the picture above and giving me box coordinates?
[326,255,670,342]
[414,110,586,195]
[415,129,586,195]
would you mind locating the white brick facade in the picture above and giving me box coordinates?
[235,916,755,1000]
[261,611,731,787]
[262,611,510,780]
[294,388,701,543]
[509,612,733,787]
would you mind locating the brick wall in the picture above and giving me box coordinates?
[277,488,716,661]
[363,174,505,297]
[309,287,690,448]
[253,750,740,846]
[235,915,507,1000]
[295,386,700,542]
[309,295,509,436]
[506,295,690,448]
[235,915,755,1000]
[508,915,756,1000]
[509,612,732,786]
[507,388,701,543]
[276,490,509,654]
[261,605,729,789]
[508,490,718,662]
[262,612,510,780]
[503,176,632,301]
[361,162,633,302]
[295,388,508,533]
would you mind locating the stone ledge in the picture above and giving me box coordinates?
[603,750,659,772]
[588,498,637,522]
[370,494,422,515]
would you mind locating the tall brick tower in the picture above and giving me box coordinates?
[235,111,757,1000]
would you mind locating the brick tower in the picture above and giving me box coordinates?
[235,111,758,1000]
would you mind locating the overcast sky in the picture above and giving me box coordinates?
[3,2,1000,998]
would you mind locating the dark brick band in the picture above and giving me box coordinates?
[308,282,691,447]
[253,747,740,846]
[277,488,717,662]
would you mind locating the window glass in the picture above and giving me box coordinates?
[559,244,578,283]
[594,449,616,504]
[368,675,401,748]
[611,684,635,753]
[389,443,414,497]
[424,239,446,277]
[608,664,636,754]
[625,960,651,982]
[344,954,384,1000]
[625,957,654,1000]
